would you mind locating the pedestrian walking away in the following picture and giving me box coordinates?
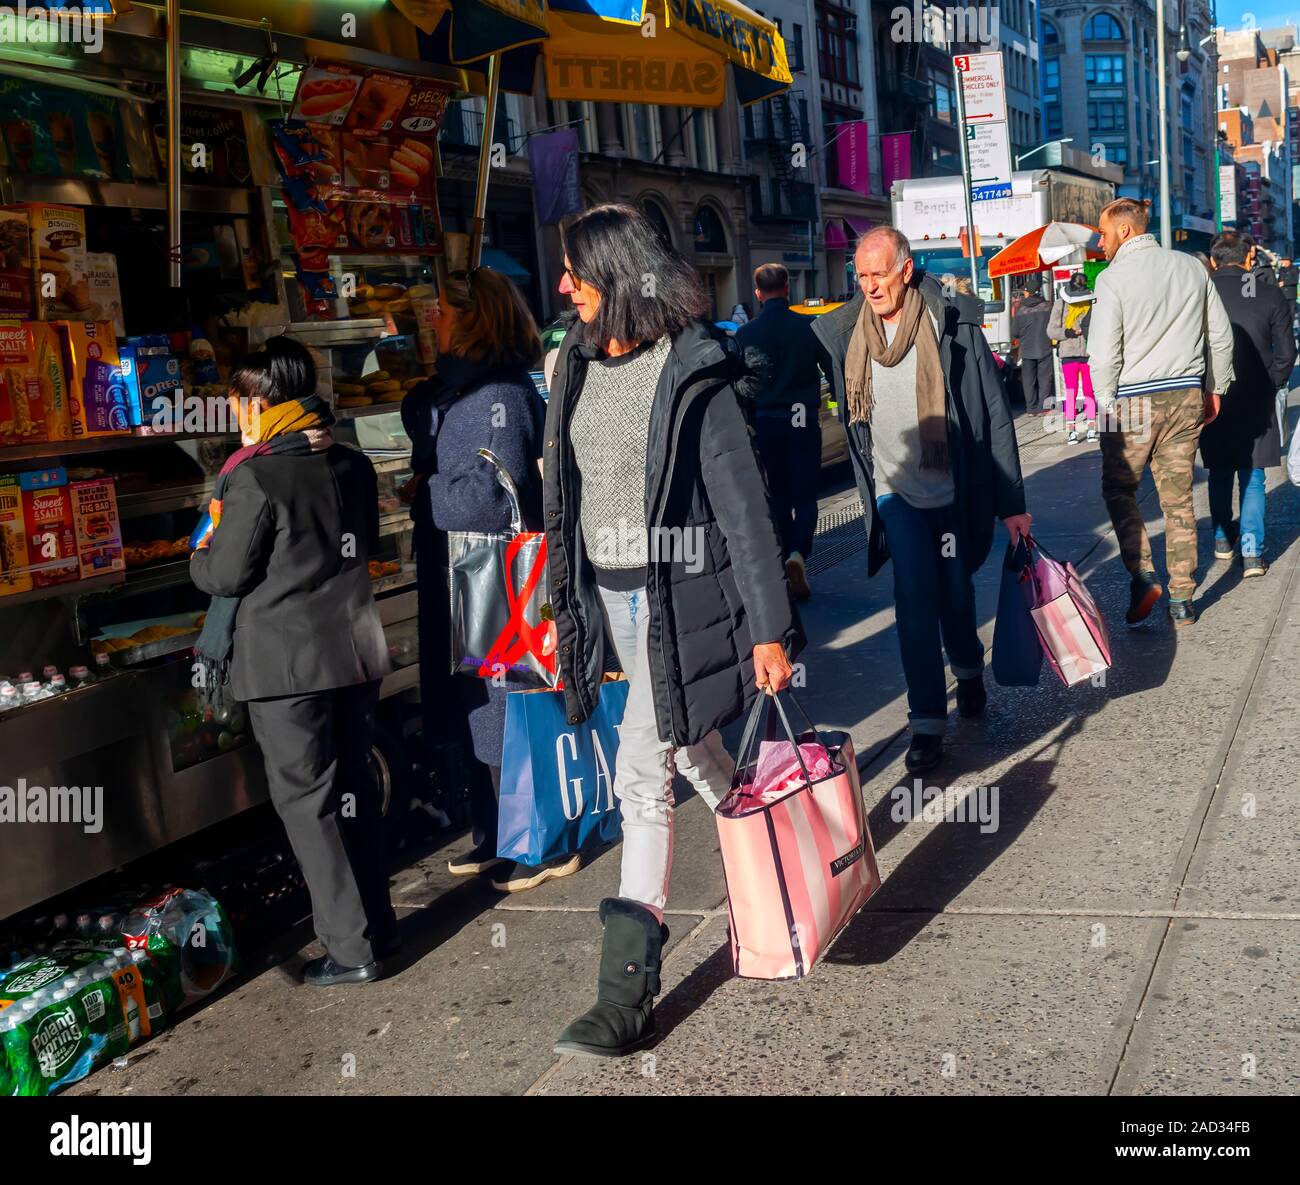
[1087,197,1235,628]
[1047,272,1097,444]
[1201,231,1297,579]
[811,226,1031,775]
[544,204,801,1058]
[1011,274,1055,414]
[189,337,396,988]
[735,261,831,601]
[402,267,572,894]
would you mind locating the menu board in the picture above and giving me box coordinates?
[290,60,452,140]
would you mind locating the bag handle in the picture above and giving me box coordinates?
[477,447,523,537]
[734,688,818,791]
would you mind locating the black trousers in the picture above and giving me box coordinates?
[754,410,822,559]
[1021,355,1056,410]
[248,680,396,968]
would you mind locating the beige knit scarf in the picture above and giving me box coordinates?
[844,282,949,471]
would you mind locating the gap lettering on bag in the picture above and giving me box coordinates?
[556,729,616,821]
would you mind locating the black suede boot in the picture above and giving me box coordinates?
[554,898,667,1058]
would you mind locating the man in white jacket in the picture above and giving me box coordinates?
[1088,198,1235,627]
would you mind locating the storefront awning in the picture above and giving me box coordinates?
[480,247,531,281]
[825,218,848,251]
[844,215,874,240]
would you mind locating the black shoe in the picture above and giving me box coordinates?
[302,954,384,987]
[1168,598,1196,628]
[489,853,581,893]
[955,673,987,718]
[448,840,507,877]
[1242,555,1268,578]
[554,899,666,1058]
[904,733,943,774]
[1126,572,1163,625]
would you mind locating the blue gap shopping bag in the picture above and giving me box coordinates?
[497,678,629,865]
[992,539,1043,687]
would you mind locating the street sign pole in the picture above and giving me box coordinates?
[953,59,980,294]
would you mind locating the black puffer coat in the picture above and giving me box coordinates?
[543,321,802,747]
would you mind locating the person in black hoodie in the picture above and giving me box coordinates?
[401,267,563,893]
[190,337,396,987]
[1011,274,1055,413]
[1201,231,1297,577]
[545,204,799,1058]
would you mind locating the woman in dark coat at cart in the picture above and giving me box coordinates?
[1201,231,1297,576]
[402,266,577,893]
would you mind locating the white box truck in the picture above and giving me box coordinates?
[889,169,1115,354]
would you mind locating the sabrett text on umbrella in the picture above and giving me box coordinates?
[670,0,779,73]
[550,55,723,98]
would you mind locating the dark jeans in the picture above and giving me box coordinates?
[1208,466,1266,557]
[876,494,984,736]
[755,409,822,559]
[248,680,396,968]
[1021,355,1055,411]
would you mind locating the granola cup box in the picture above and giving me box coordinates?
[71,476,124,579]
[0,472,33,597]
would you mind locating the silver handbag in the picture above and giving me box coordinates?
[447,448,557,687]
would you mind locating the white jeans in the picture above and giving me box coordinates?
[599,586,734,921]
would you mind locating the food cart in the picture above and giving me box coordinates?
[0,3,492,921]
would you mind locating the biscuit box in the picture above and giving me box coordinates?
[29,321,72,441]
[12,203,90,319]
[19,467,78,588]
[0,472,33,596]
[70,476,124,579]
[0,208,35,317]
[55,321,130,437]
[119,335,182,433]
[0,317,48,446]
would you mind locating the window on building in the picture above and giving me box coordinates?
[692,108,718,172]
[1046,101,1062,137]
[1042,19,1060,45]
[1085,55,1125,85]
[1084,12,1125,41]
[1044,57,1060,95]
[641,199,674,249]
[934,81,955,124]
[630,105,659,162]
[1088,98,1127,132]
[816,8,859,87]
[792,24,805,73]
[694,204,727,253]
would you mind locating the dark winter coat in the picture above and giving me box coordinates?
[1011,292,1054,359]
[734,296,828,411]
[403,356,546,767]
[1200,266,1296,472]
[1278,262,1299,306]
[810,273,1026,579]
[543,320,802,748]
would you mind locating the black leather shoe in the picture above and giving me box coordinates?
[302,954,384,987]
[1168,598,1196,628]
[1126,572,1163,625]
[905,734,943,774]
[955,673,987,718]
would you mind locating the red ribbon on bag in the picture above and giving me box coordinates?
[478,532,558,682]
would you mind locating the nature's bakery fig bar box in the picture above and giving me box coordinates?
[19,467,77,588]
[71,476,124,579]
[56,320,130,437]
[0,473,33,596]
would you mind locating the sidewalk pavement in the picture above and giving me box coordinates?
[70,408,1300,1096]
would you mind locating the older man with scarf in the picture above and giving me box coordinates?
[190,337,395,986]
[812,227,1030,773]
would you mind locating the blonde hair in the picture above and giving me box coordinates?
[1099,197,1151,233]
[443,267,542,368]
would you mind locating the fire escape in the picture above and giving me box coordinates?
[745,91,818,222]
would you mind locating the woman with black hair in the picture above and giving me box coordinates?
[545,203,801,1057]
[190,336,396,987]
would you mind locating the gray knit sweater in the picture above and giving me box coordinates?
[569,337,671,583]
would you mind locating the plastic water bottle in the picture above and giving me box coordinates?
[45,674,68,697]
[20,681,46,705]
[94,652,113,677]
[0,683,19,712]
[42,664,59,683]
[68,664,96,689]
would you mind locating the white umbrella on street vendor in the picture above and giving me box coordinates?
[988,221,1102,279]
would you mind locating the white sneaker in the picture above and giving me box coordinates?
[1066,428,1078,444]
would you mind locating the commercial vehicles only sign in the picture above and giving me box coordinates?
[954,52,1007,123]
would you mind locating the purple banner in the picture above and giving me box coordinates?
[527,128,582,227]
[835,120,871,196]
[881,132,913,191]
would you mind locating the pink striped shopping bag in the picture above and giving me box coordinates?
[1026,536,1113,687]
[716,693,881,980]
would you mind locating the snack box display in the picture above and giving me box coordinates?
[30,321,72,441]
[0,207,35,316]
[55,320,129,437]
[9,203,90,319]
[0,317,47,446]
[119,335,182,433]
[19,466,78,588]
[70,476,124,580]
[0,472,32,596]
[85,252,124,337]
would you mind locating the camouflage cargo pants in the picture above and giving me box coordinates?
[1100,388,1205,601]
